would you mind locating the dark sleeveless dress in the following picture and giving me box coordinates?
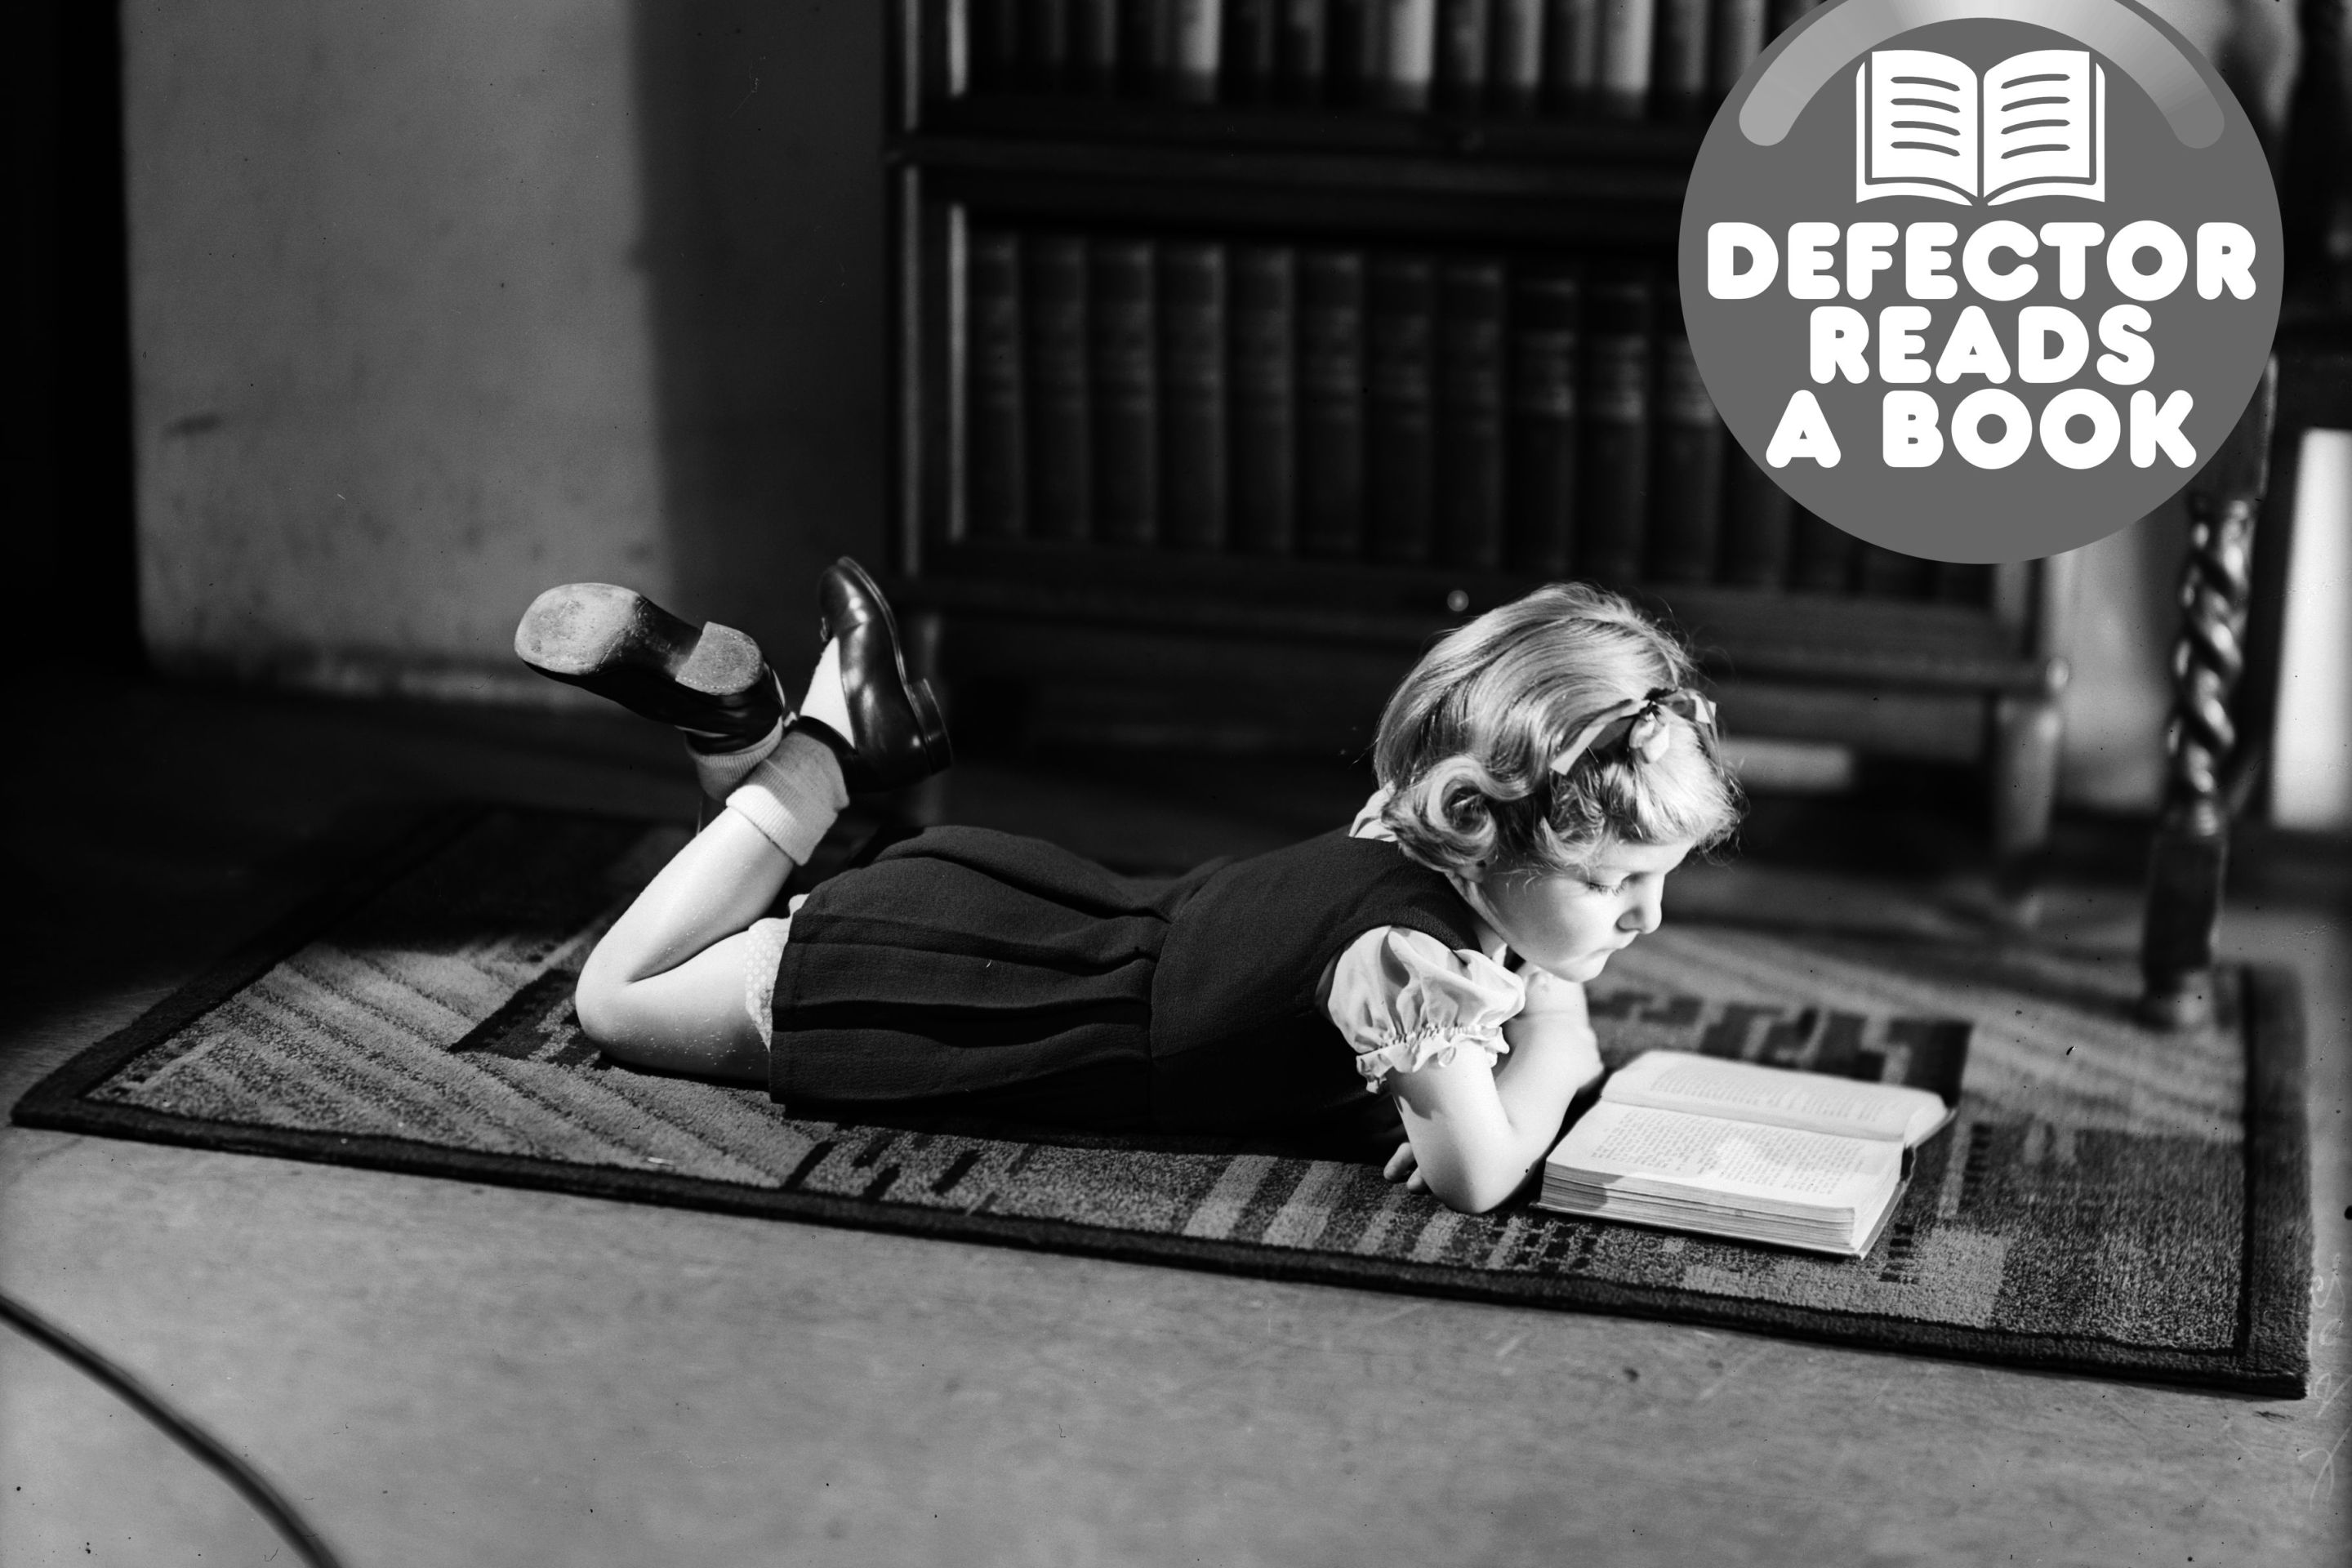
[768,826,1485,1149]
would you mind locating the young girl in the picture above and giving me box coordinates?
[514,562,1740,1214]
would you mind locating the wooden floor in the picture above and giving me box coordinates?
[1,673,2345,1567]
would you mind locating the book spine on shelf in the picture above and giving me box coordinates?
[1160,242,1231,550]
[1366,254,1438,565]
[1437,259,1507,570]
[1224,0,1284,100]
[1022,0,1074,90]
[1169,0,1224,100]
[967,228,1030,542]
[1073,0,1124,92]
[1508,264,1579,576]
[973,0,1027,93]
[1542,0,1603,114]
[1278,0,1330,102]
[1437,0,1493,114]
[1120,0,1171,95]
[1379,0,1437,110]
[1718,443,1793,587]
[1229,245,1299,555]
[1596,0,1655,119]
[1298,249,1368,559]
[1647,308,1725,582]
[1769,0,1820,37]
[1326,0,1381,105]
[1653,0,1709,118]
[1578,271,1651,583]
[1090,238,1160,546]
[1490,0,1546,114]
[1788,507,1856,592]
[1855,544,1932,599]
[1024,234,1094,544]
[1709,0,1766,99]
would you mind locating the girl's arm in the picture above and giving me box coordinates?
[1387,970,1601,1214]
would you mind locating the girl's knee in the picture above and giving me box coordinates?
[572,961,632,1055]
[569,951,770,1085]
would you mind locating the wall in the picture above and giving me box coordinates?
[125,0,881,697]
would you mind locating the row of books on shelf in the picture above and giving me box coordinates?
[960,225,1988,600]
[964,0,1825,119]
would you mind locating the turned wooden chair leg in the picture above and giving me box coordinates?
[2140,360,2278,1027]
[1991,685,2064,920]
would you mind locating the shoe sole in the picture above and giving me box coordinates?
[515,583,769,729]
[822,558,953,781]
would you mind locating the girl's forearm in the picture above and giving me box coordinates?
[1401,1034,1597,1213]
[1393,982,1602,1213]
[1481,1013,1601,1190]
[1495,1006,1599,1125]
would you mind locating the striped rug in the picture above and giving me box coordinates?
[12,808,2310,1393]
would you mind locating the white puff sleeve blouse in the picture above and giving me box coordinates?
[1322,788,1527,1090]
[1321,925,1525,1089]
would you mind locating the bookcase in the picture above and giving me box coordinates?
[883,0,2072,871]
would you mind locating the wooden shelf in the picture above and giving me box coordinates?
[891,554,2051,695]
[911,91,1710,170]
[889,1,1702,239]
[898,134,1693,243]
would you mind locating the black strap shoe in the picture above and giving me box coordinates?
[514,583,784,753]
[800,558,952,792]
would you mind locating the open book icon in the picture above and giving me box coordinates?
[1855,48,2105,206]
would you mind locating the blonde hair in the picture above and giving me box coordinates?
[1373,583,1742,877]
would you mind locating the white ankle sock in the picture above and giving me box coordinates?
[800,639,851,744]
[724,730,848,863]
[687,715,786,800]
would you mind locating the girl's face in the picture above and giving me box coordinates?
[1467,837,1697,982]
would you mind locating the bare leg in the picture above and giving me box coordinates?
[574,727,848,1083]
[575,809,792,1083]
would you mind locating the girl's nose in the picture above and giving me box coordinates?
[1619,882,1664,935]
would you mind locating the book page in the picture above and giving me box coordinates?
[1856,50,1977,205]
[1548,1102,1900,1213]
[1604,1051,1950,1145]
[1984,50,2103,203]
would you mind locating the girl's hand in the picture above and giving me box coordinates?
[1508,969,1604,1095]
[1383,1141,1428,1192]
[1520,966,1592,1031]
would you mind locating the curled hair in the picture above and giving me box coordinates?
[1374,583,1743,878]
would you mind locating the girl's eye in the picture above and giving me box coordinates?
[1584,877,1627,895]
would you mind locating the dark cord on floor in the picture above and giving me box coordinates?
[0,1287,348,1568]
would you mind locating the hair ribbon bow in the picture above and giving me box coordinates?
[1548,688,1718,776]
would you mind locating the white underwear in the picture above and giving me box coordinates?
[741,893,809,1050]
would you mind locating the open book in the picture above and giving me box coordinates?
[1855,47,2105,206]
[1537,1051,1958,1257]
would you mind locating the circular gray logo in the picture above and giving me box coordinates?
[1680,0,2280,563]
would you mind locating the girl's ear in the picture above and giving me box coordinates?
[1457,858,1489,885]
